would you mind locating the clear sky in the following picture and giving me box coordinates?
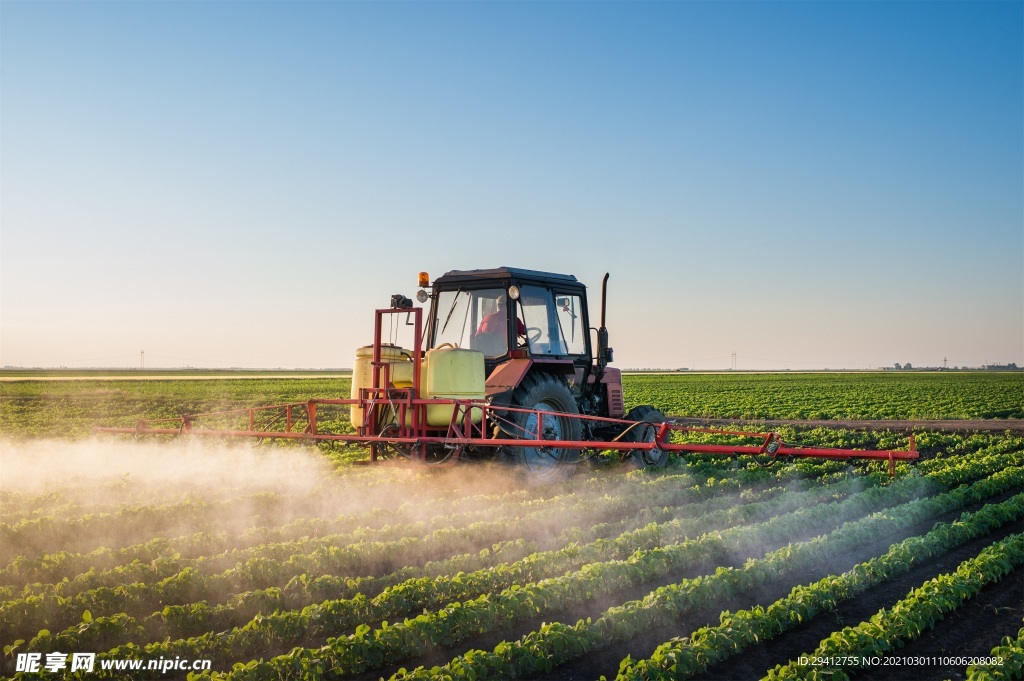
[2,1,1021,370]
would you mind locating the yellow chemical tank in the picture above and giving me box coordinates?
[350,344,412,428]
[389,359,424,389]
[422,346,485,427]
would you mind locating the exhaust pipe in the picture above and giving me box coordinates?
[597,273,611,372]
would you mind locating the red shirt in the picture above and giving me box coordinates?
[478,310,526,336]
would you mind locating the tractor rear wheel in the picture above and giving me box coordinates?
[621,405,669,470]
[504,372,582,482]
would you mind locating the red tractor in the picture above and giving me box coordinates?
[363,267,666,480]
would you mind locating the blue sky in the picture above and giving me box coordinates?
[2,1,1021,369]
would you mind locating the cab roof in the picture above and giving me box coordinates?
[433,267,582,288]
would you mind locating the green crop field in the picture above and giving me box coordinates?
[626,371,1024,420]
[1,372,1022,680]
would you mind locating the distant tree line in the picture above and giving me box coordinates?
[888,363,1019,371]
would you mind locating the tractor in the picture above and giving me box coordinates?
[358,267,666,480]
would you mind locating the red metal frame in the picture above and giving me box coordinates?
[363,306,424,461]
[95,307,919,474]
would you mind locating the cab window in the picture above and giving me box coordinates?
[519,285,585,356]
[555,293,587,355]
[433,288,508,356]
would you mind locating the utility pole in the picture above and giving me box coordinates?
[141,350,144,370]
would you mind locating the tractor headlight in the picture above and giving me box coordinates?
[508,285,520,301]
[416,289,429,304]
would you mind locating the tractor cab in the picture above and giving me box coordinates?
[424,268,593,373]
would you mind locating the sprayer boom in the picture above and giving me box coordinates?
[96,397,918,476]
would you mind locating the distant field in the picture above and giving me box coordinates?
[626,371,1024,421]
[0,376,353,439]
[0,371,1020,439]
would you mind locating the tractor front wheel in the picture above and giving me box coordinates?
[504,372,582,483]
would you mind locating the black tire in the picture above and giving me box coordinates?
[504,372,582,482]
[621,406,669,470]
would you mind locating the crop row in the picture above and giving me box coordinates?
[617,492,1024,679]
[16,471,867,656]
[966,624,1024,680]
[9,440,1017,668]
[10,470,854,652]
[5,464,917,678]
[5,427,995,562]
[765,532,1024,680]
[148,482,803,640]
[381,465,1024,681]
[4,452,727,559]
[0,497,254,564]
[4,431,1019,680]
[0,468,798,639]
[0,468,707,588]
[0,476,538,535]
[184,464,1024,681]
[0,471,592,570]
[4,458,844,596]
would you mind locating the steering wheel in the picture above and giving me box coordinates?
[435,342,459,349]
[526,327,542,344]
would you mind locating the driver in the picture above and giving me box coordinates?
[477,296,526,339]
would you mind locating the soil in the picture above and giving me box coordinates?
[670,417,1024,435]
